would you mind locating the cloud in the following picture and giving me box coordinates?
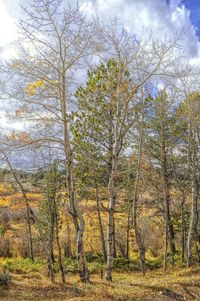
[81,0,199,58]
[1,0,200,130]
[1,0,199,60]
[0,110,23,130]
[0,0,18,59]
[0,1,17,46]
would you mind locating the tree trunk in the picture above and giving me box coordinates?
[162,157,175,270]
[96,189,107,262]
[163,217,168,272]
[105,158,117,281]
[60,72,89,282]
[126,208,131,260]
[160,100,175,270]
[26,204,34,261]
[113,218,117,259]
[181,202,186,262]
[132,110,145,275]
[171,153,186,263]
[47,187,55,264]
[54,199,65,284]
[133,201,145,275]
[67,162,89,282]
[168,220,176,264]
[47,256,55,283]
[186,124,198,267]
[187,177,198,266]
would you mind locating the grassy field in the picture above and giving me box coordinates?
[1,266,200,301]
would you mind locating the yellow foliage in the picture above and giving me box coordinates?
[24,79,58,96]
[24,80,45,96]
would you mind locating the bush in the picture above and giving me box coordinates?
[88,262,105,273]
[85,251,97,262]
[56,258,78,273]
[0,272,11,286]
[146,256,162,270]
[112,257,139,271]
[112,256,162,271]
[54,257,104,274]
[3,258,45,274]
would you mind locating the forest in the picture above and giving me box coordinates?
[0,0,200,300]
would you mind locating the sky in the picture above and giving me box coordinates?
[0,0,200,59]
[0,0,200,128]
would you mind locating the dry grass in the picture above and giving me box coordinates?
[1,267,200,301]
[1,186,200,300]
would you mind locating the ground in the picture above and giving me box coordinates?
[1,267,200,301]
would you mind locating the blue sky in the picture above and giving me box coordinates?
[184,0,200,36]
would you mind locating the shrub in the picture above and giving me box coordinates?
[88,262,105,273]
[146,256,162,270]
[0,272,11,287]
[112,257,139,271]
[85,251,96,262]
[55,258,78,273]
[3,258,45,274]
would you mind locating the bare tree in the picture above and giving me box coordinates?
[3,0,101,282]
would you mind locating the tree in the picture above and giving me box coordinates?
[74,58,141,280]
[144,90,176,270]
[181,92,200,267]
[4,0,99,282]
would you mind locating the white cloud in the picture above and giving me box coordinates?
[0,110,23,130]
[0,0,18,59]
[1,0,199,60]
[0,1,17,47]
[81,0,199,59]
[1,0,200,130]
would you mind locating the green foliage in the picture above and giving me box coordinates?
[0,226,6,237]
[0,271,11,287]
[54,257,104,274]
[112,256,163,271]
[145,256,162,270]
[73,58,135,197]
[85,251,99,262]
[88,262,105,273]
[112,258,138,271]
[74,58,133,149]
[3,258,45,274]
[57,258,78,274]
[55,256,162,274]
